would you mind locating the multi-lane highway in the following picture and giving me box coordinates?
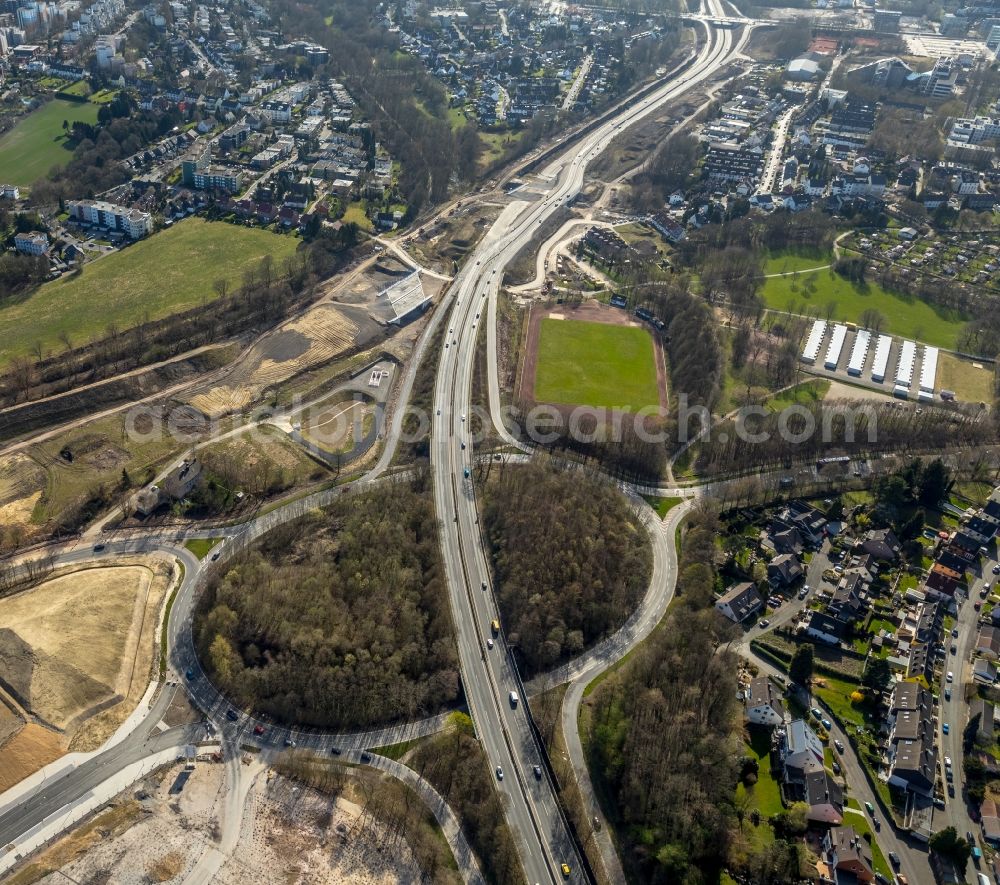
[428,8,748,881]
[1,11,752,882]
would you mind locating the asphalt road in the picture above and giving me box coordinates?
[428,10,746,882]
[2,11,750,881]
[942,557,993,879]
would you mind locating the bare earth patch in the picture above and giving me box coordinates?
[12,766,427,885]
[823,380,896,403]
[0,724,64,793]
[189,304,360,417]
[0,453,46,537]
[214,775,425,885]
[0,558,175,783]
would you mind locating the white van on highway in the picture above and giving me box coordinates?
[509,691,519,707]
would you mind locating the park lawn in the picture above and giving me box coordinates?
[937,352,995,404]
[0,218,299,367]
[0,98,100,186]
[58,80,92,98]
[765,379,830,412]
[534,318,661,411]
[761,267,967,349]
[764,249,831,276]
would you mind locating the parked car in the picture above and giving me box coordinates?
[758,618,770,628]
[864,802,875,815]
[821,718,832,730]
[253,724,265,735]
[947,671,954,682]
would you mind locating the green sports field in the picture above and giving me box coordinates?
[533,318,660,411]
[0,98,100,186]
[0,218,299,366]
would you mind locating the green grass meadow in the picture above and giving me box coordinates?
[762,266,967,349]
[0,98,101,186]
[533,318,661,411]
[0,218,299,366]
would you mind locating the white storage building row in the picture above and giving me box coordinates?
[870,334,893,383]
[895,340,916,388]
[919,346,938,394]
[824,324,848,370]
[801,320,826,364]
[847,330,871,376]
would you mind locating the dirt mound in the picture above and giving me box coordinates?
[0,694,23,746]
[31,650,118,730]
[0,628,36,708]
[0,564,165,733]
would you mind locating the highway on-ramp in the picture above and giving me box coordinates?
[429,9,746,881]
[1,12,748,882]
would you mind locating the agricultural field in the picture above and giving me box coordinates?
[533,317,661,411]
[0,98,100,186]
[0,219,300,367]
[761,266,967,349]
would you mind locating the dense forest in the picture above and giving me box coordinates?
[408,714,525,885]
[587,501,741,884]
[194,478,460,729]
[692,397,997,476]
[482,460,652,675]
